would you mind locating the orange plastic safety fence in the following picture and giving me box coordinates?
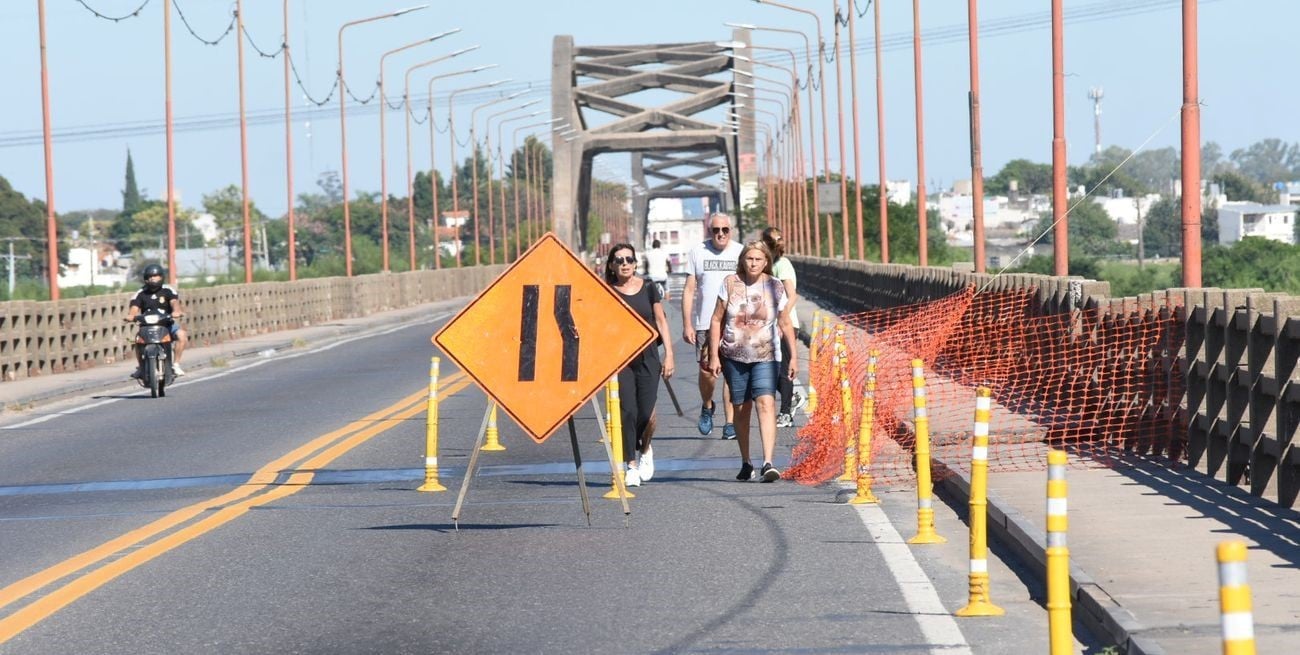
[788,287,1186,486]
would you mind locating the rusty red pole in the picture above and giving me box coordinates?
[873,0,889,263]
[283,0,296,281]
[1181,0,1202,287]
[832,1,849,261]
[912,0,928,266]
[968,0,986,274]
[37,0,59,300]
[1051,0,1068,276]
[163,0,177,284]
[236,0,253,283]
[847,0,866,261]
[338,7,427,278]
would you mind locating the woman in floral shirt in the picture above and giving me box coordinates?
[707,241,798,482]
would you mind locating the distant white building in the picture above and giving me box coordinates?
[58,246,128,289]
[885,180,912,206]
[1098,193,1161,226]
[645,198,702,270]
[1217,202,1297,245]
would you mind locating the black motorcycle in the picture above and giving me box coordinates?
[133,313,176,398]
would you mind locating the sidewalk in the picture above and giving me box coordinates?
[0,299,464,416]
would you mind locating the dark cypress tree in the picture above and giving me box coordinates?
[122,149,142,216]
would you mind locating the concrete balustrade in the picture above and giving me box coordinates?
[0,267,505,382]
[793,255,1300,509]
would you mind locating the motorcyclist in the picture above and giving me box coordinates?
[124,263,187,378]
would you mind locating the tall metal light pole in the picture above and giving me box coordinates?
[1051,0,1068,276]
[447,83,518,265]
[846,0,868,261]
[1181,0,1202,287]
[485,104,543,264]
[337,5,428,278]
[912,0,929,266]
[378,29,460,272]
[282,0,297,281]
[726,22,820,256]
[432,76,505,268]
[469,93,533,265]
[751,0,830,258]
[163,0,177,284]
[403,49,479,272]
[37,0,59,300]
[871,0,889,263]
[235,0,254,282]
[502,117,559,261]
[968,0,987,273]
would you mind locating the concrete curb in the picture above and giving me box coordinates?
[933,466,1167,655]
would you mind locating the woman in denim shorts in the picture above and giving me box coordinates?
[707,241,798,482]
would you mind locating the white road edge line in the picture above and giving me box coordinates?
[851,502,974,655]
[2,313,452,430]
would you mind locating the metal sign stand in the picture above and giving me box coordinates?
[662,377,684,416]
[452,397,631,529]
[592,399,632,525]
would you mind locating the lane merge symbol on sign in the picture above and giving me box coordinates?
[433,233,656,443]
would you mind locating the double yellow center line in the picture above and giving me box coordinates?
[0,371,475,643]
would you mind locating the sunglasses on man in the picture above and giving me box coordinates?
[711,227,731,235]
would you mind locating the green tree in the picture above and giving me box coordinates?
[122,149,143,216]
[986,159,1052,196]
[1211,169,1276,203]
[1007,254,1101,280]
[1031,199,1127,258]
[1203,237,1300,293]
[1229,138,1299,185]
[1141,197,1218,258]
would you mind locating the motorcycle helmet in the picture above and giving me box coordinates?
[141,263,165,292]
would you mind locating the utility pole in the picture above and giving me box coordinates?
[1088,87,1104,154]
[1136,197,1144,269]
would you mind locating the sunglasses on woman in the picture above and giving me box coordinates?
[612,256,637,265]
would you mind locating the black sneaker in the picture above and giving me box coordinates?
[760,463,781,483]
[736,462,755,481]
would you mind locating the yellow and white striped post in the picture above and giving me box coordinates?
[1046,449,1073,654]
[956,387,1003,616]
[417,356,447,492]
[1217,540,1256,655]
[834,327,855,482]
[849,350,879,504]
[603,377,634,499]
[482,402,505,451]
[908,359,946,544]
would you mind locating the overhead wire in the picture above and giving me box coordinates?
[170,0,236,47]
[72,0,152,22]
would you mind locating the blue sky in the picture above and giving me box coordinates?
[0,0,1292,217]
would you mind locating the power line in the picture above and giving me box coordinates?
[3,0,1210,149]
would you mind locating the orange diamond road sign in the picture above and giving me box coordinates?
[433,233,656,443]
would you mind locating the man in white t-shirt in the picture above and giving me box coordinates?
[644,239,671,301]
[682,213,743,438]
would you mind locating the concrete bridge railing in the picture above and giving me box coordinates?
[0,267,505,382]
[793,255,1300,509]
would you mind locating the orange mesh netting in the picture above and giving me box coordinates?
[787,286,1186,486]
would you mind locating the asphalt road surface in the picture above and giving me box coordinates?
[0,293,1105,654]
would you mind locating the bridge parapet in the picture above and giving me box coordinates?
[0,267,505,383]
[793,256,1300,508]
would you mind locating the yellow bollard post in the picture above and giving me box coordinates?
[1216,540,1257,655]
[1046,449,1073,654]
[603,377,634,499]
[908,359,947,544]
[836,327,856,482]
[417,356,447,492]
[956,387,1004,616]
[482,402,505,451]
[849,350,880,504]
[808,311,822,364]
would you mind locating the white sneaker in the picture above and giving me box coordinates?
[171,363,186,376]
[638,447,655,481]
[776,412,794,427]
[624,467,642,488]
[791,386,807,412]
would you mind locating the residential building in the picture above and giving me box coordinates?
[1217,202,1297,245]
